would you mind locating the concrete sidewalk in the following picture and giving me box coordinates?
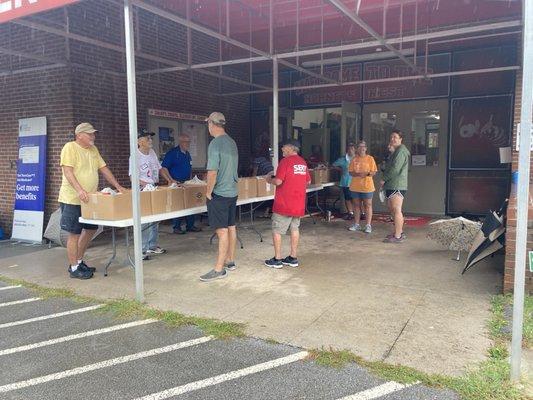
[0,217,503,376]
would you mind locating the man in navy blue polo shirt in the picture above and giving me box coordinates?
[161,133,202,234]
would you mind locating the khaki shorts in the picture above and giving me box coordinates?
[272,213,301,235]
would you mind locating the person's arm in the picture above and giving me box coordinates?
[348,159,366,178]
[205,143,220,200]
[381,151,407,184]
[367,157,378,177]
[99,166,126,193]
[266,160,286,186]
[160,167,177,185]
[62,166,90,203]
[267,176,283,186]
[206,170,217,200]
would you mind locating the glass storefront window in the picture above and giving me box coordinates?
[369,112,397,165]
[410,111,440,167]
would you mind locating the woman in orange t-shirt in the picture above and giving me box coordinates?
[348,141,377,234]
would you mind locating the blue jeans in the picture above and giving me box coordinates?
[173,215,195,231]
[142,222,159,253]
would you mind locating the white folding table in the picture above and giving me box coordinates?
[79,183,329,276]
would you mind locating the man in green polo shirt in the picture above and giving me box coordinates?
[200,112,239,282]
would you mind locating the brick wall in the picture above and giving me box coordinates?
[0,0,250,237]
[504,68,533,294]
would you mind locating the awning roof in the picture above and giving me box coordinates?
[0,0,79,24]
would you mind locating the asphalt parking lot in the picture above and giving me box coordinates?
[0,281,459,400]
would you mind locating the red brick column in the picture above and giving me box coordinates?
[504,69,533,294]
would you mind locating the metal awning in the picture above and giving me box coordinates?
[0,0,530,382]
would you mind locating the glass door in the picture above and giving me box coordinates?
[341,101,361,151]
[362,99,449,215]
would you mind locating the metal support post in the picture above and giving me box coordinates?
[511,0,533,382]
[273,56,279,169]
[124,0,144,302]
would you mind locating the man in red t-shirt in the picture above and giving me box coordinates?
[265,140,311,269]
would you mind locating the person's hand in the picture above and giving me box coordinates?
[116,185,127,194]
[379,180,385,188]
[78,189,89,203]
[206,192,212,200]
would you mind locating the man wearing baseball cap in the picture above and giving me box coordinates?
[129,129,176,259]
[58,122,126,279]
[264,139,310,269]
[200,112,239,282]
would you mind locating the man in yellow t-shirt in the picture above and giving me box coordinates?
[59,122,125,280]
[348,141,377,234]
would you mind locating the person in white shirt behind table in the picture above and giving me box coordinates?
[129,129,177,259]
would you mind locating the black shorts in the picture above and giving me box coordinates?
[385,190,407,199]
[207,193,237,229]
[60,203,98,234]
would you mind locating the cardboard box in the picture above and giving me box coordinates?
[256,176,275,197]
[81,192,132,220]
[81,190,152,220]
[150,186,185,214]
[140,191,152,216]
[310,168,328,184]
[238,177,258,200]
[183,184,207,208]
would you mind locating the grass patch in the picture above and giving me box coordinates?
[489,294,533,349]
[307,294,533,400]
[0,276,91,302]
[0,276,246,340]
[308,347,526,400]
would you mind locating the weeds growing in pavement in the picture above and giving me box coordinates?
[0,276,92,302]
[0,276,245,340]
[307,293,533,400]
[1,275,529,399]
[490,294,533,349]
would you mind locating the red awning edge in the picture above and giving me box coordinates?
[0,0,79,24]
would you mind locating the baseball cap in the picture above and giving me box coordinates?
[282,139,301,149]
[138,128,155,138]
[205,112,226,126]
[74,122,97,135]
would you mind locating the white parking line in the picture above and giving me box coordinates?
[133,351,309,400]
[336,381,418,400]
[0,336,213,393]
[0,285,22,291]
[0,305,103,329]
[0,319,159,356]
[0,298,40,307]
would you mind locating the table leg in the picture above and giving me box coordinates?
[125,228,136,270]
[305,193,317,224]
[248,203,263,242]
[104,227,117,277]
[315,191,325,214]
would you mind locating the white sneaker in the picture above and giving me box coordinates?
[348,223,361,232]
[364,225,372,234]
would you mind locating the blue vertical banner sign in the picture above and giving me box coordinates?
[11,117,47,243]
